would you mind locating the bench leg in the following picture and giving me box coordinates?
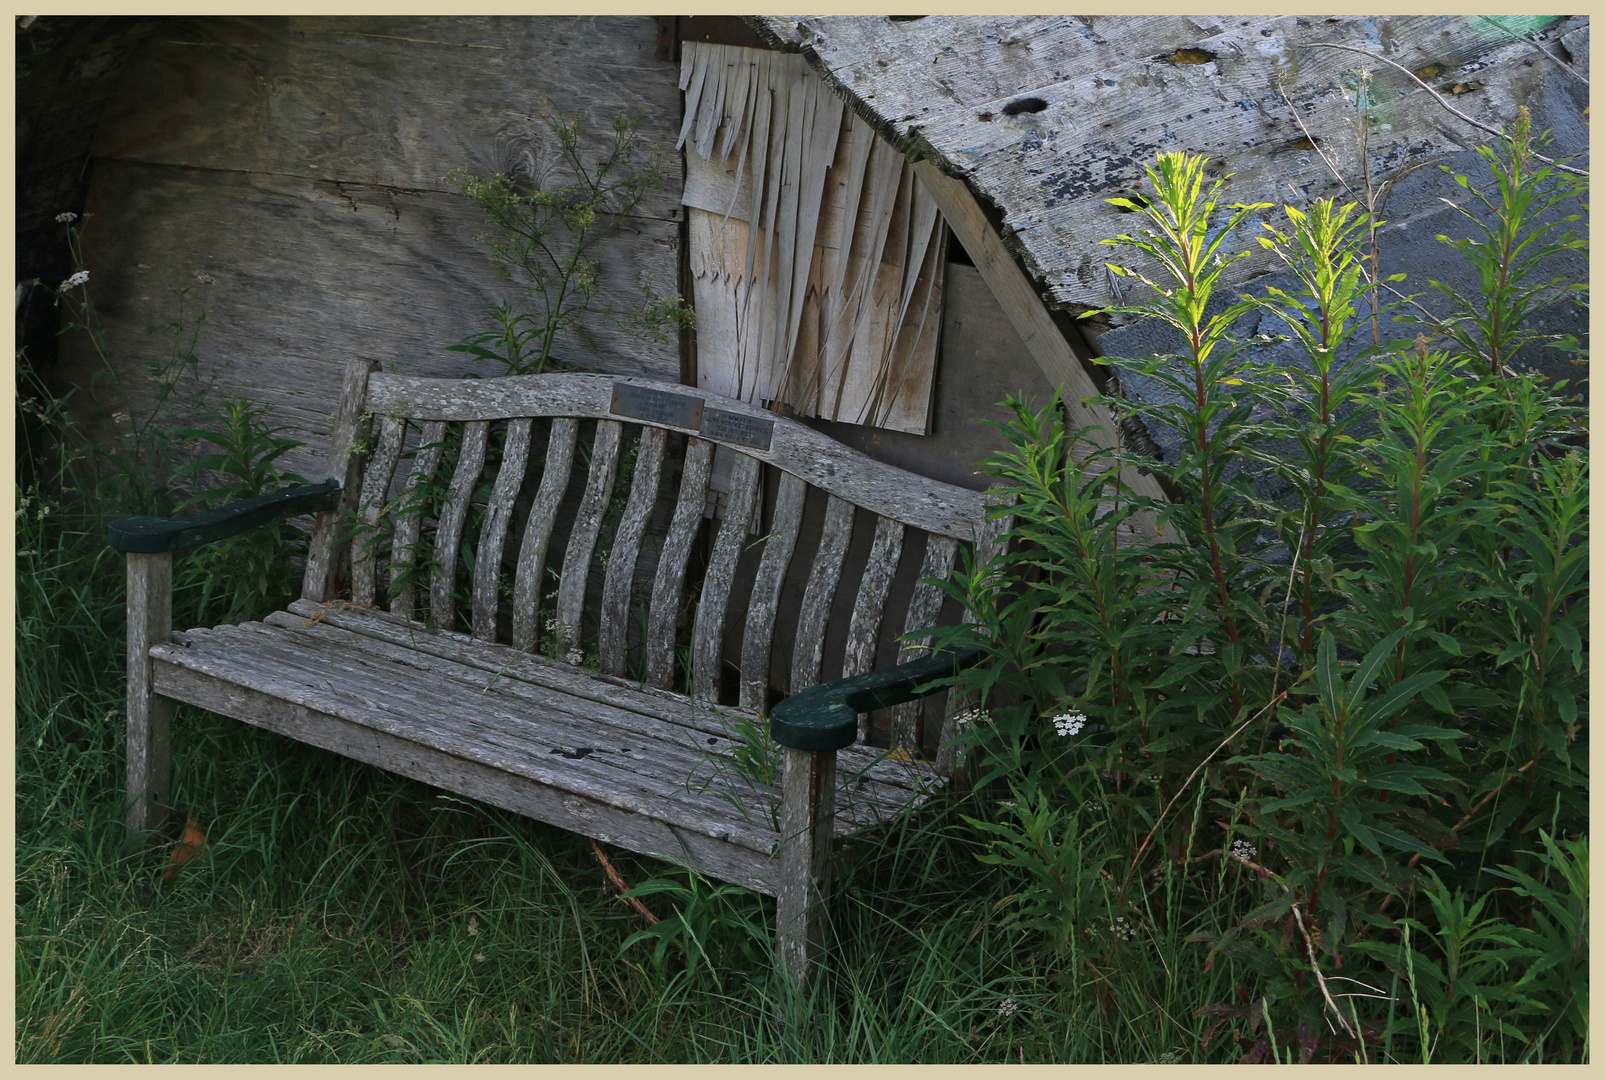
[776,745,836,992]
[126,552,174,835]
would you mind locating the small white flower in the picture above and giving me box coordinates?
[474,953,486,963]
[997,997,1018,1019]
[112,411,130,426]
[953,706,990,730]
[59,270,89,290]
[1112,915,1137,941]
[194,271,217,285]
[566,649,583,666]
[467,914,479,936]
[1052,711,1087,737]
[55,211,78,223]
[1230,839,1258,863]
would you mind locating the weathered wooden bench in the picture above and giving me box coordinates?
[111,360,1007,986]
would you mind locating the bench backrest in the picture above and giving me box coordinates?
[302,361,1008,757]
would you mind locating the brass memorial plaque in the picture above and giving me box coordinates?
[701,407,774,451]
[610,383,704,429]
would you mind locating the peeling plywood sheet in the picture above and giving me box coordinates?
[681,41,946,434]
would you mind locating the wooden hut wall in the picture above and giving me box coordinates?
[61,16,684,481]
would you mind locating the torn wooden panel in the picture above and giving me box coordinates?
[681,40,946,435]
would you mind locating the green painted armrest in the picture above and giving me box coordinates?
[769,646,984,752]
[107,479,341,554]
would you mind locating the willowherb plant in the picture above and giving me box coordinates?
[933,122,1586,1063]
[447,105,694,377]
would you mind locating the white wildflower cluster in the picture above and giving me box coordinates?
[55,211,78,223]
[1112,915,1137,941]
[566,649,583,666]
[997,997,1018,1019]
[952,706,990,731]
[1230,839,1258,863]
[59,270,89,290]
[1052,711,1087,737]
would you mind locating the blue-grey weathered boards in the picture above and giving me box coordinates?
[114,359,1011,990]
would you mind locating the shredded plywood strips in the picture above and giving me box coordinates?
[680,42,947,435]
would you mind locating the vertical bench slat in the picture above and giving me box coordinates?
[430,420,489,631]
[789,494,855,693]
[888,533,959,751]
[691,452,762,699]
[740,470,806,712]
[554,419,624,659]
[645,436,715,690]
[303,358,380,604]
[599,426,668,677]
[351,415,407,608]
[511,417,579,653]
[841,515,905,681]
[471,418,534,642]
[935,492,1014,776]
[389,420,447,618]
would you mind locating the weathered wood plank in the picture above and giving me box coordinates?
[389,420,447,618]
[303,358,379,604]
[780,15,1571,313]
[150,658,779,895]
[351,414,407,608]
[790,494,855,694]
[740,470,807,712]
[889,534,959,752]
[842,515,905,741]
[599,426,667,677]
[691,451,762,700]
[93,16,684,220]
[471,418,533,641]
[429,420,489,632]
[646,437,715,690]
[366,371,989,541]
[64,159,680,487]
[125,551,174,834]
[282,598,940,798]
[554,420,623,659]
[249,616,924,834]
[511,417,578,654]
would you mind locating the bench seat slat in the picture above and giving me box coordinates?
[646,436,715,690]
[282,599,935,796]
[388,420,447,618]
[599,426,667,677]
[352,415,407,608]
[430,420,489,631]
[472,418,533,641]
[692,451,762,700]
[253,613,924,827]
[150,654,781,895]
[512,417,578,654]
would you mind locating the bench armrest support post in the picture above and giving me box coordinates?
[126,551,173,835]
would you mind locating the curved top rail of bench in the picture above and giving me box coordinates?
[365,372,990,541]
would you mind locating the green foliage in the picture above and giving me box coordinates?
[931,126,1587,1063]
[447,106,694,377]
